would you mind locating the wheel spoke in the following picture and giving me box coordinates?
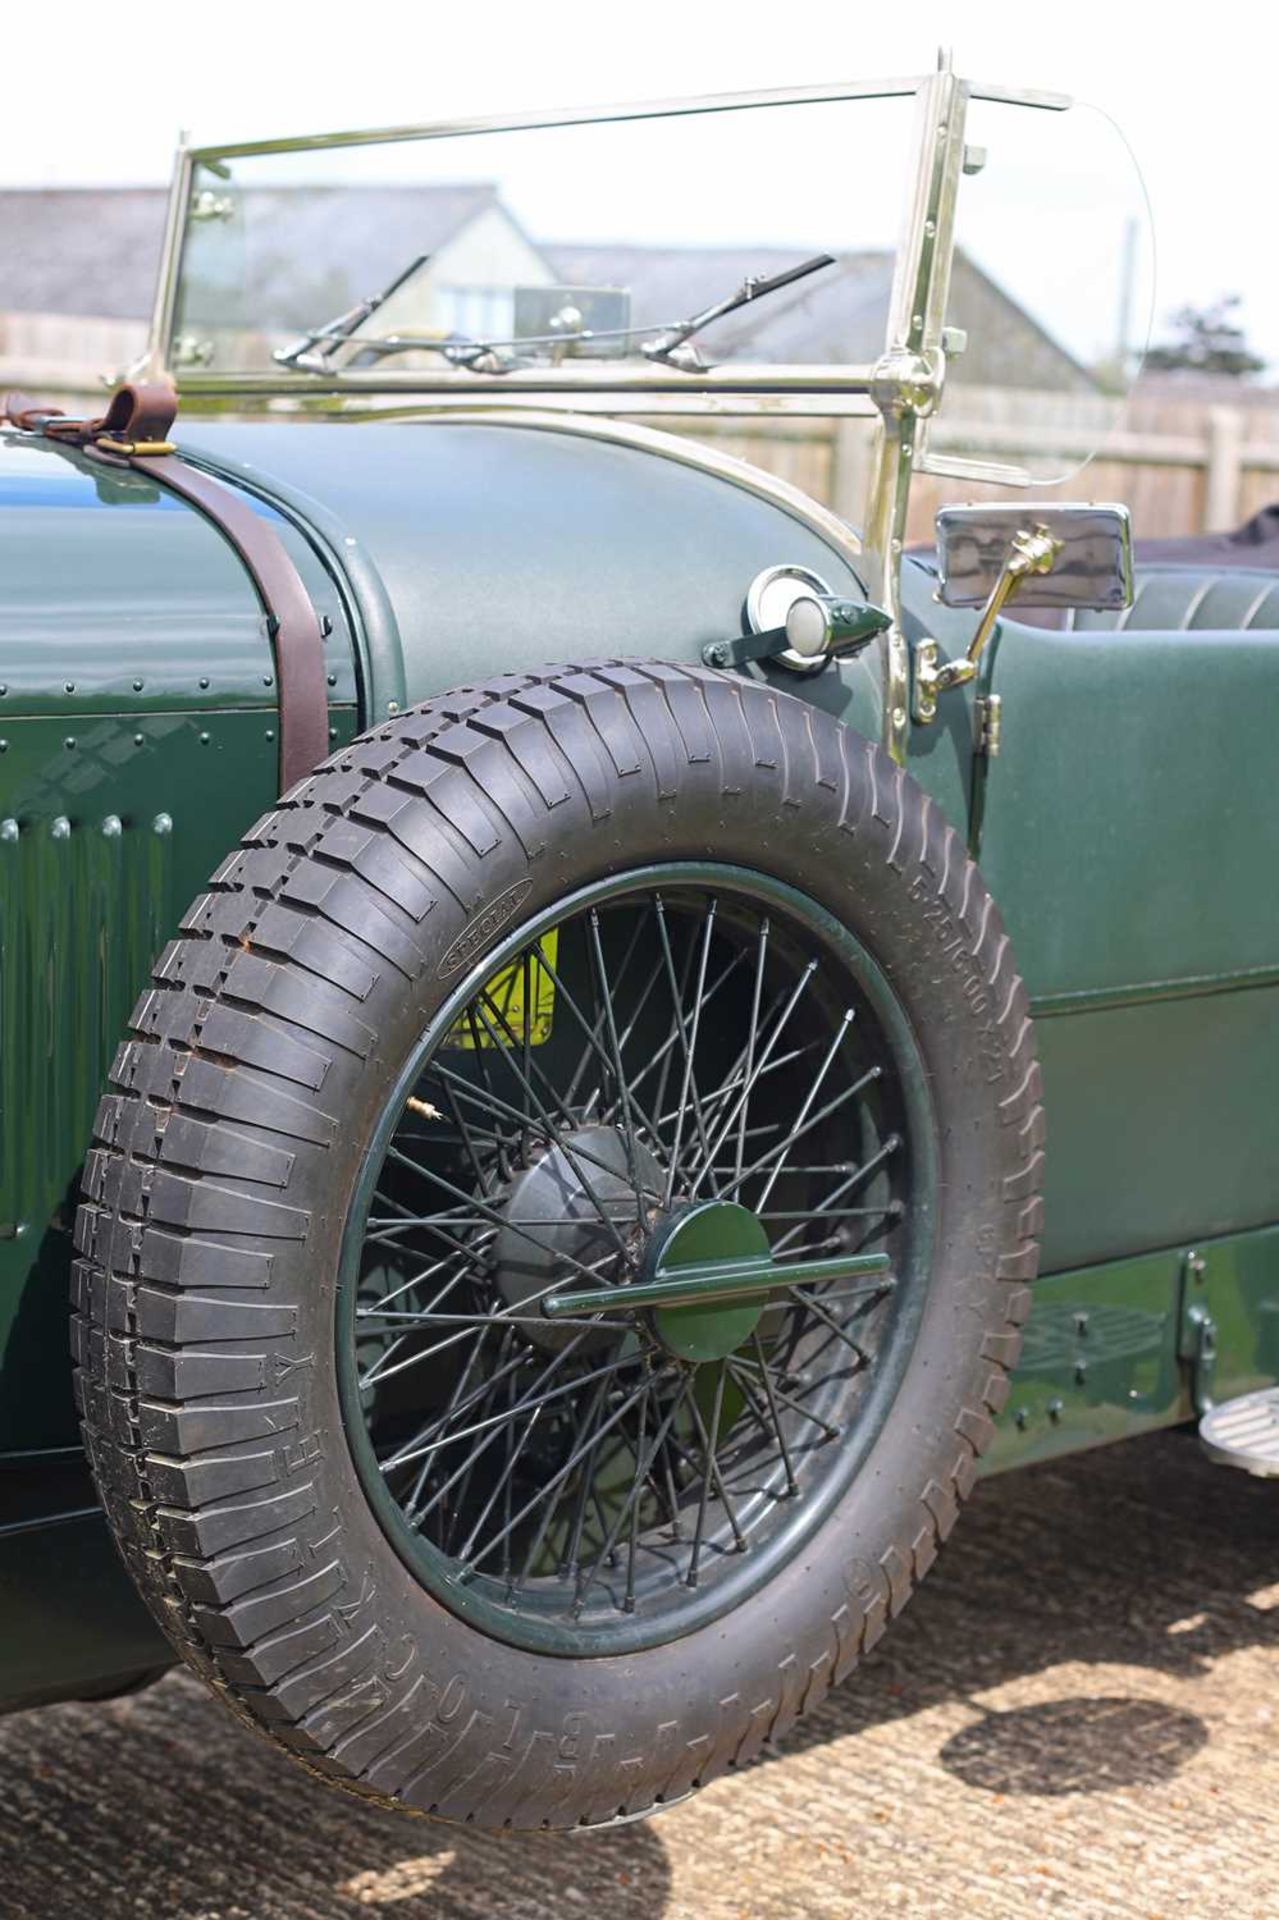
[586,907,646,1208]
[754,1008,855,1213]
[737,916,770,1184]
[769,1136,903,1255]
[404,1320,502,1525]
[686,1367,746,1559]
[560,911,651,1113]
[538,925,667,1150]
[717,1062,882,1208]
[630,945,748,1130]
[656,893,718,1206]
[384,1341,632,1473]
[685,959,818,1203]
[729,1354,840,1439]
[783,1285,872,1361]
[461,1370,662,1579]
[571,1372,693,1613]
[747,1329,798,1495]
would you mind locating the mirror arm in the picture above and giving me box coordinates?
[913,523,1062,723]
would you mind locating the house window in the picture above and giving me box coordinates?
[434,286,515,340]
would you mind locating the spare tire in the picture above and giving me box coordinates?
[73,660,1042,1829]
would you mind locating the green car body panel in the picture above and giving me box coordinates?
[0,412,1275,1707]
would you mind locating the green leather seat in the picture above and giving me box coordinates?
[1072,565,1279,632]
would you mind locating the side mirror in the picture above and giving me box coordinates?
[915,503,1133,725]
[934,503,1134,611]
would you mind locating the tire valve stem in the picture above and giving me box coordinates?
[406,1095,444,1122]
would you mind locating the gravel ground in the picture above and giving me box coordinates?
[1,1429,1276,1920]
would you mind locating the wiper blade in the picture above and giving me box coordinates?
[273,255,430,371]
[641,252,836,368]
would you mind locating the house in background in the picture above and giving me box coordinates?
[0,189,167,396]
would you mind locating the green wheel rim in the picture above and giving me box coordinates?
[336,863,937,1656]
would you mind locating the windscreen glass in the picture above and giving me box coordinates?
[171,95,916,380]
[926,96,1154,484]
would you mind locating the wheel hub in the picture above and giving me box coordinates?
[642,1201,773,1362]
[494,1124,659,1350]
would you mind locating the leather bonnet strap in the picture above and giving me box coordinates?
[4,382,330,794]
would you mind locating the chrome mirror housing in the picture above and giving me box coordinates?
[934,503,1134,611]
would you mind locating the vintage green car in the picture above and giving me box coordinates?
[2,59,1275,1831]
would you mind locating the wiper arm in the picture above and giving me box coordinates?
[641,252,836,368]
[273,255,430,371]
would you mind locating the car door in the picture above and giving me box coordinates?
[971,572,1279,1276]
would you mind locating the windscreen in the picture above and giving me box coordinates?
[170,95,918,380]
[924,95,1155,484]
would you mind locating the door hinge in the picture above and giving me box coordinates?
[974,692,1002,757]
[1178,1249,1218,1415]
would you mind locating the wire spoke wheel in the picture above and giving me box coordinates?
[338,864,936,1654]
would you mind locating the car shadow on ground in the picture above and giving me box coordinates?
[0,1427,1274,1918]
[767,1425,1279,1797]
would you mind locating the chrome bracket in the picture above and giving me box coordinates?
[912,635,976,724]
[704,596,889,674]
[914,522,1062,727]
[189,189,236,223]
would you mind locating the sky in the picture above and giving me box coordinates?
[3,0,1277,374]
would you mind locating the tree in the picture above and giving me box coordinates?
[1145,296,1266,378]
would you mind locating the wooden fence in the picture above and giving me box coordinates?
[3,314,1276,541]
[668,383,1279,543]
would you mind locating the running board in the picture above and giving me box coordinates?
[1199,1388,1279,1477]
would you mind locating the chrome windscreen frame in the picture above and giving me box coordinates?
[146,58,1071,763]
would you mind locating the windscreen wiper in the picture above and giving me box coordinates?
[641,252,836,369]
[275,250,837,376]
[273,255,431,371]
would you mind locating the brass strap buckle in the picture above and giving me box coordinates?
[96,437,177,456]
